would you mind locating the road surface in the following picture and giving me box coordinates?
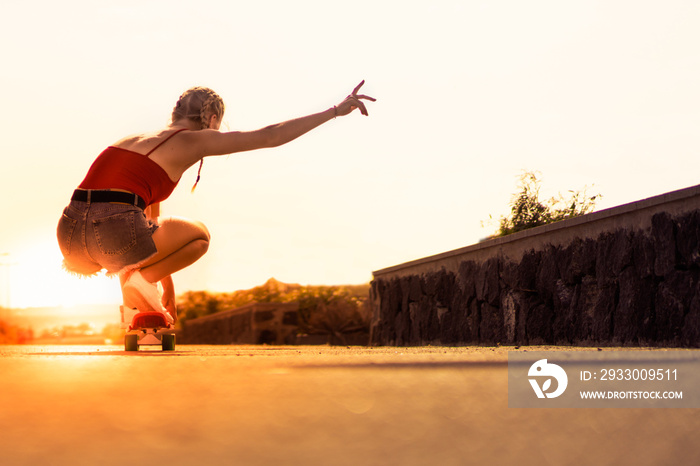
[1,345,698,465]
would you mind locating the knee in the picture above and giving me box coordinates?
[190,219,211,243]
[199,222,211,242]
[161,216,210,242]
[197,223,210,250]
[192,237,210,258]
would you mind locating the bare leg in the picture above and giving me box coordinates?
[121,216,210,313]
[139,216,211,282]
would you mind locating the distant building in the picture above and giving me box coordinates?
[180,301,299,345]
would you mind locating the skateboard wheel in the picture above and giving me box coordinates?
[125,334,139,352]
[162,333,176,351]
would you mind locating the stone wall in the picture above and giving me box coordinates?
[180,302,299,345]
[369,185,700,347]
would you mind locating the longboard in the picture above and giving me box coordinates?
[120,306,175,351]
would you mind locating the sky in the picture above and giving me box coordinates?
[1,0,699,309]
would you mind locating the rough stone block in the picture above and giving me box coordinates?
[591,285,616,343]
[682,290,700,347]
[560,237,597,285]
[676,210,700,269]
[595,230,632,285]
[632,231,655,279]
[524,303,553,345]
[535,246,560,305]
[475,257,500,306]
[652,212,677,277]
[613,268,655,345]
[569,276,599,343]
[479,302,504,344]
[655,271,695,344]
[458,260,478,296]
[517,250,541,291]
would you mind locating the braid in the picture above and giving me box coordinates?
[199,93,220,129]
[192,159,204,193]
[170,87,225,192]
[171,87,224,129]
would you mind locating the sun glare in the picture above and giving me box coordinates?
[2,240,122,309]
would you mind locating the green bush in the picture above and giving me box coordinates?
[490,171,600,237]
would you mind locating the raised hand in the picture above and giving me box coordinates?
[335,80,376,117]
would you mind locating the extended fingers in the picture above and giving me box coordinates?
[340,81,374,116]
[355,93,376,102]
[352,81,375,102]
[352,80,366,95]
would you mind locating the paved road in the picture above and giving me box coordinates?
[1,345,698,465]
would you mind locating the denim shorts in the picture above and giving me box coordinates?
[57,199,159,276]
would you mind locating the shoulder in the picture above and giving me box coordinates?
[112,134,144,148]
[177,128,221,143]
[112,128,184,153]
[111,129,163,149]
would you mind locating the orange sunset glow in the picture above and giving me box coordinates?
[2,0,700,322]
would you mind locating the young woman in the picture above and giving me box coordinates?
[57,82,375,323]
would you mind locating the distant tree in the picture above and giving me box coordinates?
[177,290,225,325]
[175,279,371,339]
[490,171,600,237]
[295,286,370,342]
[0,318,33,344]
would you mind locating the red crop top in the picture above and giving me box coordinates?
[78,129,187,206]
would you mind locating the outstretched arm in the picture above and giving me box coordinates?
[206,107,337,155]
[182,81,375,160]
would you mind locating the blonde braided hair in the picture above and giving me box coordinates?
[172,86,225,129]
[171,87,225,191]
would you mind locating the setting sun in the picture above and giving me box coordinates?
[2,240,122,310]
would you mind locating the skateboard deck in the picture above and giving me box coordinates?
[120,306,175,351]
